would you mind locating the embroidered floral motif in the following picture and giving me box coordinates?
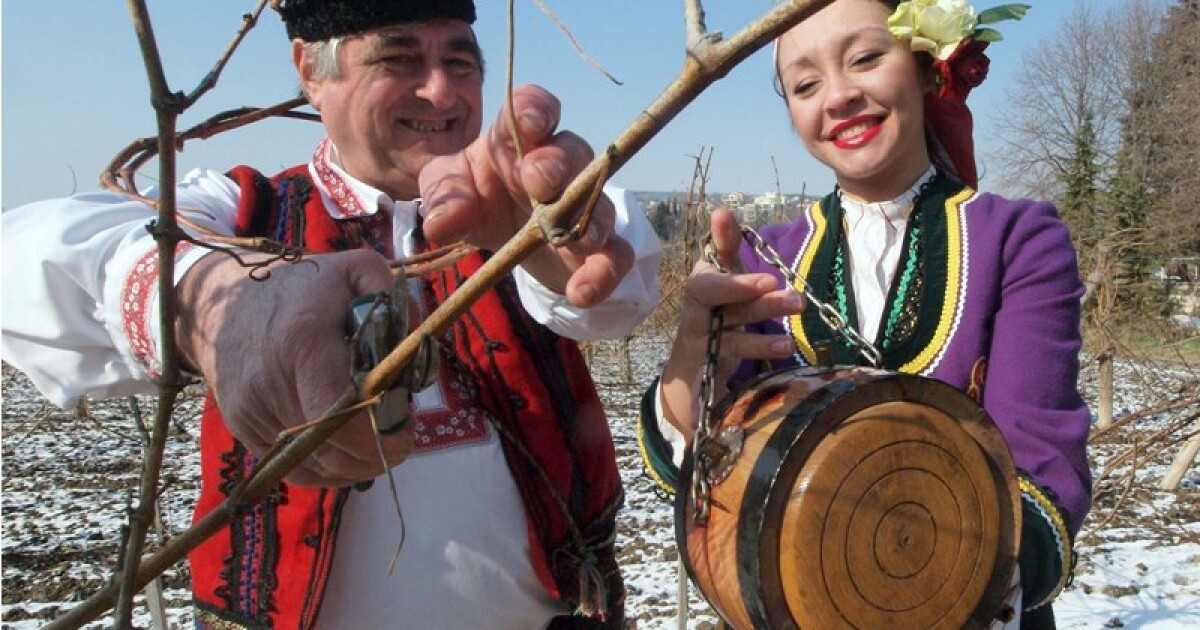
[120,243,194,377]
[406,285,489,451]
[883,212,926,348]
[311,137,369,217]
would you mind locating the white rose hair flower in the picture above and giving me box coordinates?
[887,0,1030,61]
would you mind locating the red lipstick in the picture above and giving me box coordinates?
[828,115,883,149]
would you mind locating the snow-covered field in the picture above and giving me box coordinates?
[2,336,1197,628]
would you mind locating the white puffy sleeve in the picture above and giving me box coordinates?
[1,169,241,406]
[513,185,662,341]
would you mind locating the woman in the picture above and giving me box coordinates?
[638,1,1090,627]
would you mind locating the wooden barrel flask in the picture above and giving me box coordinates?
[676,367,1020,629]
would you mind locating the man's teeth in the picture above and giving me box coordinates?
[404,120,450,132]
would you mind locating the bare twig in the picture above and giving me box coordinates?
[10,402,56,447]
[179,1,272,108]
[1080,439,1140,542]
[684,0,721,49]
[101,96,314,196]
[506,0,524,159]
[112,0,183,623]
[1089,396,1200,441]
[532,0,622,85]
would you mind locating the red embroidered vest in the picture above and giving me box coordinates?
[190,165,624,629]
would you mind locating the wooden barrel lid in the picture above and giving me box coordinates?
[756,372,1020,629]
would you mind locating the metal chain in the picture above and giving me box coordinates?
[689,225,884,525]
[690,298,724,525]
[739,225,883,367]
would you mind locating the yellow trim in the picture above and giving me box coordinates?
[1019,476,1073,609]
[636,412,678,496]
[788,201,828,365]
[899,187,974,373]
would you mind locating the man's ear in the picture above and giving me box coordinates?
[292,39,322,110]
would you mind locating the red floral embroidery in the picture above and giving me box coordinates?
[406,286,489,451]
[311,138,368,217]
[120,243,194,377]
[409,358,490,451]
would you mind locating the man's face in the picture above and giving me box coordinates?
[300,20,484,200]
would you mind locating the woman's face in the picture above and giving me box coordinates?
[776,0,932,201]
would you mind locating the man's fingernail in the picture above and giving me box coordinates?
[788,292,805,309]
[771,339,793,354]
[534,159,566,187]
[578,284,597,304]
[520,110,548,135]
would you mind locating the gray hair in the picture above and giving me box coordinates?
[299,29,486,101]
[304,37,344,81]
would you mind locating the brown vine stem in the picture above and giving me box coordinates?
[532,0,622,85]
[109,0,183,626]
[685,0,720,49]
[180,2,271,108]
[505,0,524,159]
[47,1,834,626]
[1080,438,1139,544]
[101,96,315,197]
[1088,396,1200,441]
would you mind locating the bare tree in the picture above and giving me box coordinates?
[1135,0,1200,259]
[991,3,1125,199]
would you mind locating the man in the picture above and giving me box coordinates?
[1,0,661,627]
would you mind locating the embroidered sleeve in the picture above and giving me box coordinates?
[1,169,240,406]
[1018,474,1076,610]
[981,199,1092,535]
[636,377,681,497]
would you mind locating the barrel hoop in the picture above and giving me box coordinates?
[737,377,862,628]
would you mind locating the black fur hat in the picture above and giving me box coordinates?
[277,0,476,41]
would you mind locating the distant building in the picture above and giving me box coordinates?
[753,191,785,210]
[723,192,748,207]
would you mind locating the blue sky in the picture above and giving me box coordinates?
[2,0,1127,209]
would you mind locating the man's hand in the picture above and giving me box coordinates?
[176,249,415,487]
[418,84,634,308]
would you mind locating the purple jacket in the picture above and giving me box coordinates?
[735,175,1092,537]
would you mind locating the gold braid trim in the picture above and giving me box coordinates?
[636,411,678,496]
[1019,476,1074,609]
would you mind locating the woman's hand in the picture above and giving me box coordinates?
[659,209,805,441]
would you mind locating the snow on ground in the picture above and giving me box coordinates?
[2,335,1197,628]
